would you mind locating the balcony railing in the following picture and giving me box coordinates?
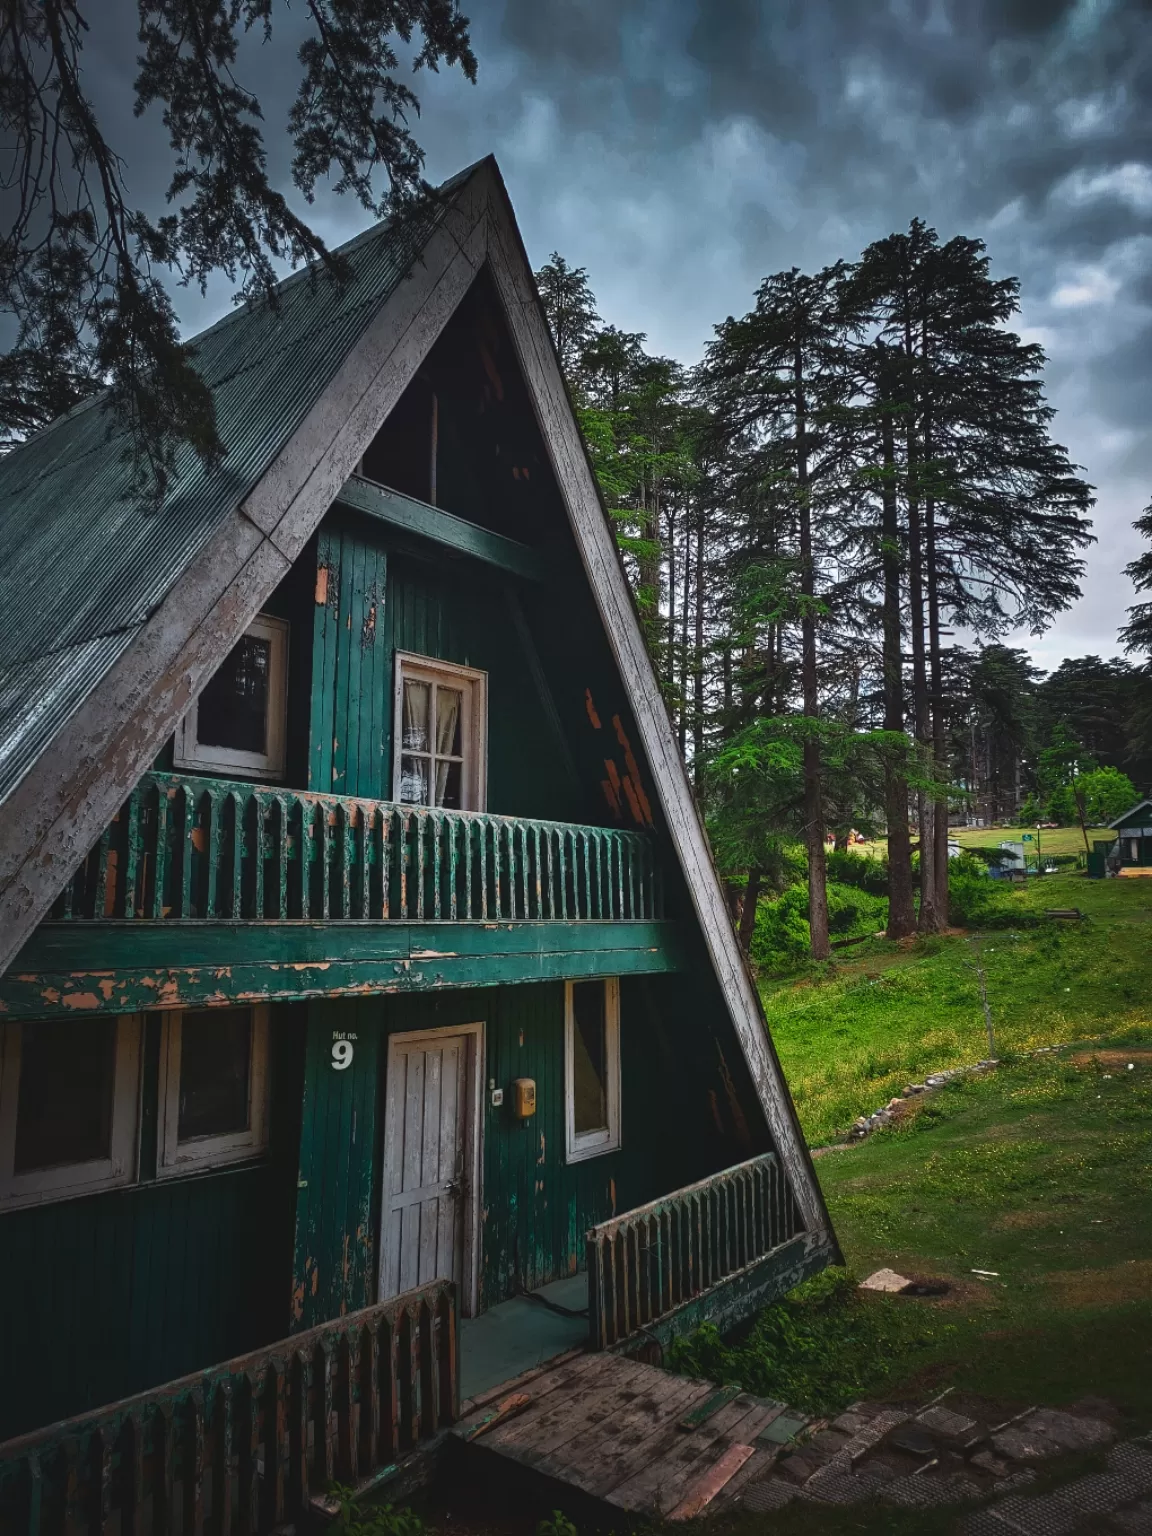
[0,1281,456,1536]
[586,1153,802,1351]
[50,772,663,924]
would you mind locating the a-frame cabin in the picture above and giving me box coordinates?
[0,158,837,1521]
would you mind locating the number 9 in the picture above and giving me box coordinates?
[332,1039,354,1071]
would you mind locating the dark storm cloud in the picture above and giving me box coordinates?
[71,0,1152,664]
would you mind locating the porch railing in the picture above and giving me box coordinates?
[50,771,662,923]
[586,1153,801,1351]
[0,1282,456,1536]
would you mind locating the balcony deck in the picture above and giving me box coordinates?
[3,773,684,1017]
[50,772,663,926]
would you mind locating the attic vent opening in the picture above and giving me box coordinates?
[360,375,437,504]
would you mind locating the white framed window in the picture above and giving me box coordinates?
[157,1006,270,1177]
[565,978,621,1163]
[175,614,289,780]
[393,652,487,811]
[0,1016,142,1210]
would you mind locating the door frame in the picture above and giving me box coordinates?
[378,1021,485,1318]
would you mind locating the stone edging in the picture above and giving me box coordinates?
[811,1044,1068,1151]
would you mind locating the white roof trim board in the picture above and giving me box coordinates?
[0,159,837,1250]
[1109,798,1152,829]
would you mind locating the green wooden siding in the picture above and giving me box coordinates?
[290,972,772,1329]
[0,1007,305,1442]
[292,997,383,1327]
[307,514,598,827]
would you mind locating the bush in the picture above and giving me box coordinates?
[666,1268,930,1416]
[948,852,1008,927]
[750,881,888,972]
[750,884,811,972]
[825,848,889,894]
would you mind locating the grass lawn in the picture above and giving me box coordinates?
[951,824,1114,859]
[763,872,1152,1147]
[818,1041,1152,1419]
[664,1043,1152,1533]
[856,823,1116,861]
[679,877,1152,1531]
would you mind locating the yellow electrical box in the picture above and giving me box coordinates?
[511,1078,536,1118]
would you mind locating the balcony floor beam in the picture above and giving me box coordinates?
[1,919,685,1018]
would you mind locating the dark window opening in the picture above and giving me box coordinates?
[178,1008,253,1141]
[571,981,608,1135]
[14,1018,117,1171]
[196,634,270,754]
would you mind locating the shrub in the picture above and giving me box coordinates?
[666,1268,930,1416]
[948,853,1008,927]
[825,848,889,894]
[750,884,811,972]
[750,881,887,972]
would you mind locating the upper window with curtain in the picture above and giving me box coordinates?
[392,653,487,811]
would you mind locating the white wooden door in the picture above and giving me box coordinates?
[379,1026,480,1311]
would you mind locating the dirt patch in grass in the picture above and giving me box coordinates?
[992,1208,1060,1230]
[1044,1259,1152,1308]
[1069,1048,1152,1068]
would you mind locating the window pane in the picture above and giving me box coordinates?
[401,680,431,752]
[197,635,270,753]
[435,686,463,757]
[572,983,608,1135]
[436,758,462,809]
[14,1019,117,1172]
[399,755,430,805]
[178,1009,252,1142]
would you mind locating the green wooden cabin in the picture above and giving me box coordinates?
[0,160,836,1522]
[1108,799,1152,871]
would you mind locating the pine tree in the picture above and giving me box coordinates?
[1121,503,1152,659]
[852,220,1094,928]
[699,265,863,961]
[0,0,477,493]
[533,253,602,382]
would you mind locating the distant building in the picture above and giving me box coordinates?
[1108,799,1152,875]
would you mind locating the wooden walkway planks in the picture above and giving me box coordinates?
[454,1354,788,1521]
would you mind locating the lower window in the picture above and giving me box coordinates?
[0,1016,142,1209]
[158,1006,270,1176]
[564,978,621,1163]
[0,1006,271,1211]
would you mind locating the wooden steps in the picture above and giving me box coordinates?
[453,1353,802,1520]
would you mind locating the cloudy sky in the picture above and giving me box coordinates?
[91,0,1152,673]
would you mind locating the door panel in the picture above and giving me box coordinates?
[381,1030,475,1304]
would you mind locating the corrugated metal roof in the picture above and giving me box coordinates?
[0,167,478,806]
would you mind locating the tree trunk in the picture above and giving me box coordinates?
[738,865,763,951]
[665,500,677,694]
[693,509,705,784]
[926,493,951,923]
[834,829,849,852]
[795,347,830,961]
[923,372,951,923]
[904,331,938,933]
[880,381,916,938]
[678,509,691,757]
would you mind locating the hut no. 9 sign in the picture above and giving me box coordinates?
[331,1031,357,1070]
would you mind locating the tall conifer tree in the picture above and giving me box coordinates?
[699,265,862,960]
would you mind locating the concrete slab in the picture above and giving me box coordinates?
[460,1291,588,1402]
[530,1273,589,1313]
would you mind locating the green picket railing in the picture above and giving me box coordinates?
[51,772,662,924]
[0,1282,457,1536]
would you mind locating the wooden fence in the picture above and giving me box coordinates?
[0,1283,456,1536]
[50,772,661,924]
[585,1153,801,1351]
